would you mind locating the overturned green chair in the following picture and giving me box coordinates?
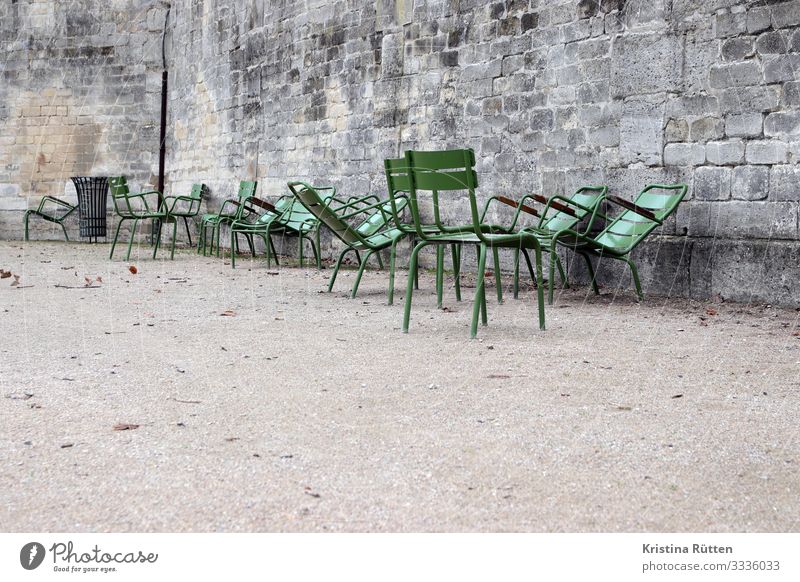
[108,176,176,260]
[24,195,77,241]
[555,184,688,301]
[198,180,257,256]
[402,148,549,338]
[287,181,408,301]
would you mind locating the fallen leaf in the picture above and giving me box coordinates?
[128,265,138,274]
[792,331,800,337]
[220,310,236,317]
[60,266,74,270]
[96,276,103,283]
[616,405,632,411]
[705,307,718,316]
[672,394,684,399]
[5,391,34,400]
[113,423,140,431]
[169,397,201,404]
[0,270,11,279]
[60,443,74,449]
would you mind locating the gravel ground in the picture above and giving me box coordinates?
[1,240,799,532]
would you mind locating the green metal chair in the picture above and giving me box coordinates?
[228,193,324,270]
[498,186,608,302]
[402,149,548,338]
[383,157,511,307]
[163,183,205,247]
[555,184,688,301]
[24,195,77,241]
[109,176,176,260]
[287,181,409,301]
[198,181,258,256]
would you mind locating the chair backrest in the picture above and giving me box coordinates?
[537,186,607,234]
[592,184,688,254]
[109,176,134,215]
[238,181,257,200]
[384,157,414,233]
[403,148,482,240]
[189,183,205,199]
[288,182,369,247]
[355,197,408,237]
[254,196,294,225]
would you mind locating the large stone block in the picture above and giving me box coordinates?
[705,140,745,165]
[770,165,800,201]
[731,166,769,201]
[745,140,789,164]
[664,143,705,166]
[610,32,681,97]
[725,113,762,137]
[693,166,731,201]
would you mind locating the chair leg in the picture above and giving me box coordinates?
[475,245,488,326]
[269,235,280,267]
[624,256,644,301]
[307,234,321,270]
[513,248,520,299]
[125,219,139,261]
[246,234,255,257]
[376,252,384,270]
[555,251,568,288]
[183,216,193,247]
[351,250,373,298]
[492,245,503,304]
[387,240,398,305]
[581,252,600,295]
[298,234,304,268]
[470,244,489,339]
[24,212,30,241]
[403,241,429,333]
[152,219,162,259]
[110,218,125,259]
[231,229,237,269]
[435,244,444,309]
[61,221,70,242]
[328,248,351,292]
[170,219,178,260]
[451,243,461,302]
[533,245,546,331]
[548,246,557,305]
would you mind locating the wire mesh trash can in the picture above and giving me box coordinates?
[70,176,109,241]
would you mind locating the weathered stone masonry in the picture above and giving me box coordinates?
[0,0,164,238]
[2,0,799,305]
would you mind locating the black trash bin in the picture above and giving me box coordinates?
[70,176,109,241]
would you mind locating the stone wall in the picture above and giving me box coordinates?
[0,0,164,240]
[2,0,799,305]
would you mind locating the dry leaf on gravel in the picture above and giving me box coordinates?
[706,307,718,316]
[128,265,138,274]
[5,391,34,400]
[0,269,11,279]
[220,310,236,317]
[113,423,140,431]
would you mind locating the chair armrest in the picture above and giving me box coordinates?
[606,194,659,223]
[37,195,77,214]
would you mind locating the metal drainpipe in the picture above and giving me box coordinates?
[157,5,171,201]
